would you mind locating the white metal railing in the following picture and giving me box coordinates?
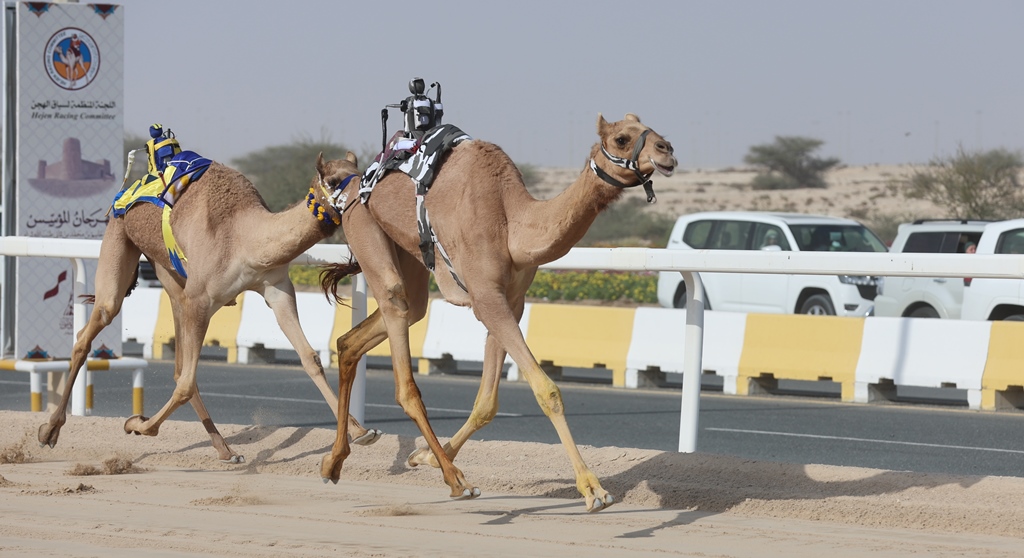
[4,237,1022,451]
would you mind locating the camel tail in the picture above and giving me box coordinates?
[319,260,361,305]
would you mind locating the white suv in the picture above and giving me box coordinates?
[656,211,889,316]
[961,218,1024,321]
[874,220,987,319]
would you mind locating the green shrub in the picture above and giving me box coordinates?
[525,270,657,304]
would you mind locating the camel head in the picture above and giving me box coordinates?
[597,113,677,178]
[593,113,676,203]
[309,151,360,225]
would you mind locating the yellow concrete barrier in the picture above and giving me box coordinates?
[525,305,635,387]
[981,321,1024,410]
[737,314,865,401]
[152,290,244,362]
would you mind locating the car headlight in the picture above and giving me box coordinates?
[838,275,879,286]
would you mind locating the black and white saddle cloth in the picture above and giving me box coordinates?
[359,124,472,289]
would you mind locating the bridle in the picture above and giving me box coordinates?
[308,173,358,225]
[589,128,657,203]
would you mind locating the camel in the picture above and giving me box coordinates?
[319,113,676,512]
[38,152,381,463]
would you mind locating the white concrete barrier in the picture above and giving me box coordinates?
[120,287,164,359]
[420,299,527,376]
[854,317,990,409]
[626,308,747,392]
[236,291,337,365]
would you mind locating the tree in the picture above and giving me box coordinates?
[229,133,375,244]
[581,197,676,247]
[744,136,840,190]
[902,147,1024,221]
[230,133,360,214]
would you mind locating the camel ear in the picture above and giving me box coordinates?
[625,113,640,123]
[345,151,358,165]
[315,152,326,179]
[596,113,609,135]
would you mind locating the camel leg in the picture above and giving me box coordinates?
[320,309,389,482]
[408,330,505,468]
[130,273,241,462]
[39,219,141,448]
[409,273,531,468]
[470,289,613,512]
[320,254,432,483]
[378,279,478,499]
[124,294,216,452]
[261,276,381,445]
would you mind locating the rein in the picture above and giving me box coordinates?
[308,173,357,225]
[589,128,657,203]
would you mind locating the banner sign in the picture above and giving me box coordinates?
[15,2,123,358]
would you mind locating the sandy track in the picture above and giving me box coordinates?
[1,410,1022,556]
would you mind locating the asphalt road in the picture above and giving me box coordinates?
[3,358,1024,479]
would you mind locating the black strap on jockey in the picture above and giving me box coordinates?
[592,129,657,202]
[380,108,389,153]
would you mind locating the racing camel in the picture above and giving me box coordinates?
[320,114,676,511]
[38,152,381,463]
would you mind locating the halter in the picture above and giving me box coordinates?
[589,128,657,203]
[308,173,357,225]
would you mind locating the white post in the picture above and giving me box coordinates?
[70,258,87,416]
[350,273,368,424]
[678,271,705,453]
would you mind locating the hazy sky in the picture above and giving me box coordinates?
[113,0,1023,170]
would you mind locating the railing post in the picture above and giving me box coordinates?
[70,257,87,416]
[350,273,368,424]
[678,271,705,453]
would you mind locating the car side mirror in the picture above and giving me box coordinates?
[760,245,782,252]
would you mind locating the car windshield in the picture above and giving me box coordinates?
[789,224,888,252]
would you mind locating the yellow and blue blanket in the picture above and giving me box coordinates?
[111,151,211,278]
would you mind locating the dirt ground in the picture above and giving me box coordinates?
[2,409,1023,557]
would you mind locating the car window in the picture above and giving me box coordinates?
[790,224,888,252]
[995,229,1024,254]
[682,220,714,248]
[752,224,790,250]
[903,231,973,253]
[708,220,752,250]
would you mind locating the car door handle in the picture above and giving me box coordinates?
[932,278,947,284]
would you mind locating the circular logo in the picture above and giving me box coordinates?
[45,28,100,91]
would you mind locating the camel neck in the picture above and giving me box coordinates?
[510,153,624,266]
[255,200,338,267]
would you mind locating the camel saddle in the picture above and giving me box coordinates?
[359,123,471,288]
[111,151,212,278]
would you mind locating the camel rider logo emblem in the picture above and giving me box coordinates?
[45,28,100,91]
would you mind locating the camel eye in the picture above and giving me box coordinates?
[615,136,627,148]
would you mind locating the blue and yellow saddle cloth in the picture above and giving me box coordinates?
[111,151,212,278]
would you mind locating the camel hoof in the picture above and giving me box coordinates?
[38,423,60,449]
[406,447,439,468]
[588,494,614,513]
[351,429,382,446]
[123,414,152,436]
[220,455,245,464]
[453,487,481,500]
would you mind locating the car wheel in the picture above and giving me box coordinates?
[1004,314,1024,321]
[672,284,687,309]
[908,306,940,318]
[799,294,835,315]
[672,283,711,310]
